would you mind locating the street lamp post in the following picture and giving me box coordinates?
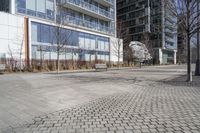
[195,0,200,76]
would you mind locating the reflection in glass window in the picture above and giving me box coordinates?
[50,26,56,44]
[17,0,26,13]
[90,35,96,50]
[40,24,50,43]
[71,31,78,46]
[85,34,91,49]
[101,40,105,50]
[31,22,110,57]
[85,51,90,61]
[16,0,55,21]
[26,0,36,16]
[97,37,107,50]
[37,0,46,18]
[79,33,85,48]
[31,23,38,42]
[46,0,54,20]
[97,39,101,50]
[105,39,109,51]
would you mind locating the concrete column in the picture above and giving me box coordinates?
[174,50,177,64]
[10,0,15,14]
[161,0,165,49]
[54,0,57,23]
[147,0,150,32]
[114,0,117,38]
[159,48,163,64]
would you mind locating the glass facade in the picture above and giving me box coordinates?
[62,0,114,19]
[117,0,176,64]
[0,0,10,12]
[59,8,113,34]
[164,1,177,50]
[15,0,115,62]
[16,0,55,20]
[16,0,115,35]
[31,22,110,61]
[117,0,177,50]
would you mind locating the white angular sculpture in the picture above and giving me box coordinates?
[129,41,152,62]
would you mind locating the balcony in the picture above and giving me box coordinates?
[61,15,114,35]
[93,0,114,7]
[61,0,114,21]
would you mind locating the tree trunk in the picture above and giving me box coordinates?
[19,52,22,72]
[187,32,192,82]
[117,43,120,69]
[72,50,74,69]
[187,0,192,82]
[40,46,42,71]
[195,25,200,76]
[57,49,60,74]
[195,0,200,76]
[118,51,120,69]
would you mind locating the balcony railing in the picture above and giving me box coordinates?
[104,0,114,4]
[61,15,114,35]
[62,0,114,20]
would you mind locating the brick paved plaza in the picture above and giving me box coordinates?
[0,65,200,133]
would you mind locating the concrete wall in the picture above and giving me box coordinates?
[0,12,25,60]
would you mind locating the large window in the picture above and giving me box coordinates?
[90,35,96,50]
[37,0,46,18]
[0,0,10,12]
[70,31,78,46]
[79,33,85,48]
[17,0,26,13]
[46,0,54,20]
[41,25,50,43]
[97,37,109,51]
[105,39,109,51]
[85,34,91,49]
[26,0,36,16]
[31,23,38,42]
[16,0,55,20]
[31,22,110,62]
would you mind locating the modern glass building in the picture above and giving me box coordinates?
[117,0,177,64]
[0,0,120,67]
[0,0,10,12]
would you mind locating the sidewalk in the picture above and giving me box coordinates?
[44,65,186,74]
[161,74,200,87]
[43,66,136,74]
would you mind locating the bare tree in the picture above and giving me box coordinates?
[7,44,15,71]
[177,14,187,64]
[122,34,133,66]
[141,32,153,59]
[141,23,163,65]
[48,3,77,73]
[7,31,24,71]
[15,33,24,71]
[112,20,127,68]
[165,0,200,82]
[50,24,74,73]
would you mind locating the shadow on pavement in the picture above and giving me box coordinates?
[160,75,200,87]
[50,74,141,84]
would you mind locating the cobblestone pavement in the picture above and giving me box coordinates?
[8,81,200,133]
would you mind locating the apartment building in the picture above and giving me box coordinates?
[117,0,177,64]
[0,0,122,67]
